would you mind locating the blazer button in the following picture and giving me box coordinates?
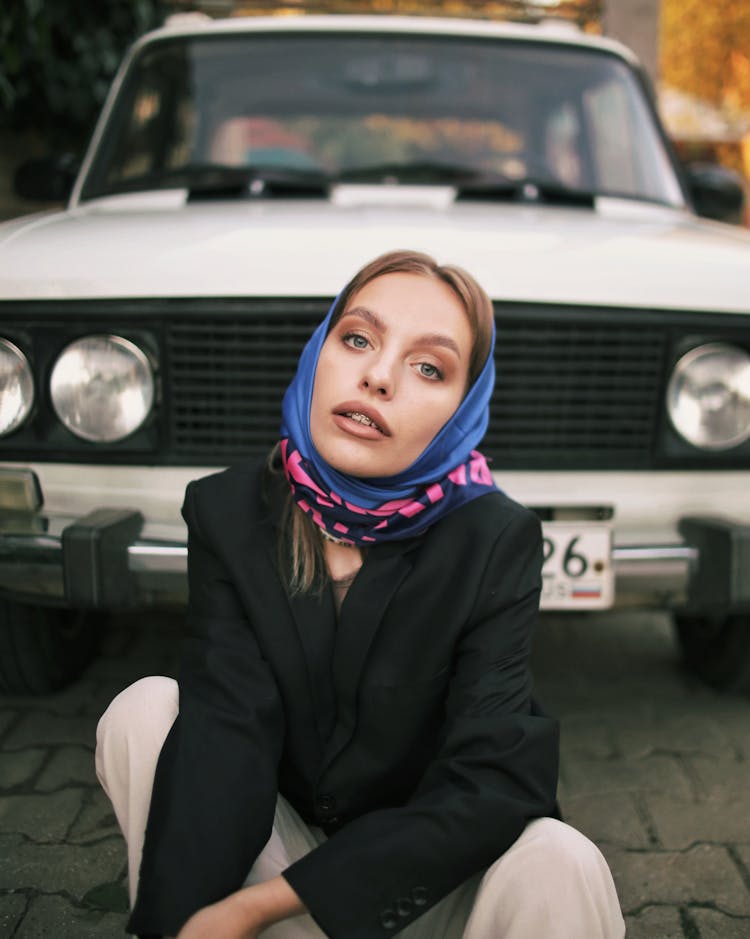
[412,886,428,906]
[316,794,336,814]
[379,909,397,930]
[396,897,413,918]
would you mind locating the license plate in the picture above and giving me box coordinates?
[540,522,614,610]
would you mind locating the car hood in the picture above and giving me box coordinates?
[1,189,749,311]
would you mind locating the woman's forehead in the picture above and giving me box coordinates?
[347,271,469,328]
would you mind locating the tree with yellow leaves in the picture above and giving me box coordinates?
[661,0,750,179]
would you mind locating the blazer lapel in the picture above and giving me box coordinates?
[262,469,338,742]
[321,541,415,769]
[287,584,338,741]
[263,468,421,762]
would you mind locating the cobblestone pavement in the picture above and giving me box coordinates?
[0,609,749,938]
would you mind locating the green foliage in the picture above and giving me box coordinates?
[0,0,167,149]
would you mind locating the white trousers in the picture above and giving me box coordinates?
[96,677,625,939]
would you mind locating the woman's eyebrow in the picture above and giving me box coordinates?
[416,333,462,358]
[341,307,462,358]
[341,306,385,331]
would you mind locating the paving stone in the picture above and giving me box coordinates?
[690,907,750,938]
[623,905,685,939]
[684,754,750,801]
[688,706,750,762]
[559,792,652,849]
[35,746,96,791]
[615,714,730,761]
[608,844,750,916]
[68,787,121,844]
[0,747,46,788]
[735,845,750,872]
[559,713,616,758]
[647,792,750,850]
[83,880,129,913]
[561,752,694,800]
[4,711,97,750]
[15,893,127,939]
[0,832,124,897]
[0,892,27,935]
[0,789,85,840]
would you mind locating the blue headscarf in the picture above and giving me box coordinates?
[280,292,498,544]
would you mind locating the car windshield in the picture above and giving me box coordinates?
[80,30,685,206]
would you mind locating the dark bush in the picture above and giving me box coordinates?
[0,0,166,150]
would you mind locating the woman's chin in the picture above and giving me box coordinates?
[329,457,390,479]
[320,445,408,480]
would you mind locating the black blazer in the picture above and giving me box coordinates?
[129,460,559,939]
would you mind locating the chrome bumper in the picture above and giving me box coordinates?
[0,521,188,608]
[609,544,698,607]
[0,512,699,610]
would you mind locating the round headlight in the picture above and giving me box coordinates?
[667,342,750,450]
[50,335,154,443]
[0,339,35,437]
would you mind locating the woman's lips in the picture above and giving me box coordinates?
[333,403,391,439]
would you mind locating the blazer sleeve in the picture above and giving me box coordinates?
[127,479,285,938]
[283,507,559,939]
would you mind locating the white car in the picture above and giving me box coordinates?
[2,13,750,692]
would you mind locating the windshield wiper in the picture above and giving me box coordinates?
[335,160,483,185]
[183,164,330,199]
[87,163,330,200]
[456,175,596,208]
[333,162,596,207]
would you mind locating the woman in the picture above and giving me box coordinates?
[96,250,625,939]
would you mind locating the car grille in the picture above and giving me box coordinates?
[166,301,667,469]
[168,310,319,458]
[489,317,665,468]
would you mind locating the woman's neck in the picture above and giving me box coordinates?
[323,539,363,612]
[323,538,363,584]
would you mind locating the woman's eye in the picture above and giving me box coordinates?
[343,333,369,350]
[418,362,443,380]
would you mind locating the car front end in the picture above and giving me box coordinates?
[2,14,750,691]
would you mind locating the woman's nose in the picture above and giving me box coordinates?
[360,361,394,398]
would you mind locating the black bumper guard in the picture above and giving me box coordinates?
[62,509,144,609]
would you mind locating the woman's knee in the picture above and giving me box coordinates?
[482,817,616,896]
[470,819,624,938]
[95,676,179,788]
[529,817,606,862]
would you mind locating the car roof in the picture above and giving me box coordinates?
[138,12,640,68]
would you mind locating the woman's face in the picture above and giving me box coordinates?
[310,272,473,478]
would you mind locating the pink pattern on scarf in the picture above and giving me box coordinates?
[448,464,467,486]
[398,500,427,518]
[280,439,496,545]
[285,446,329,498]
[470,451,493,485]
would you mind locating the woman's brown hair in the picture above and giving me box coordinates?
[270,249,495,594]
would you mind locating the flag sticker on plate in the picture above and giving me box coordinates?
[540,522,614,610]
